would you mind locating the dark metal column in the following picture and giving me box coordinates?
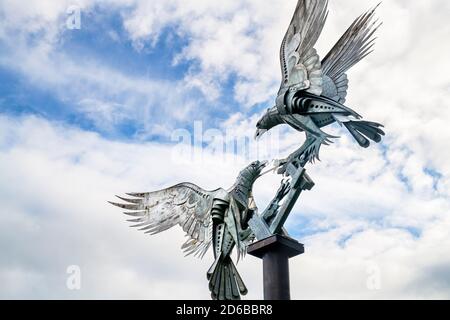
[262,249,290,299]
[247,234,304,300]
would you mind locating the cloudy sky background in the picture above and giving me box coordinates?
[0,0,449,299]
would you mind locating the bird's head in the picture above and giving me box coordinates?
[238,160,269,184]
[255,106,280,140]
[230,160,268,213]
[249,160,269,177]
[255,118,268,140]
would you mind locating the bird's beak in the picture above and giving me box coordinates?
[257,160,273,177]
[254,128,267,140]
[257,160,269,172]
[259,160,269,169]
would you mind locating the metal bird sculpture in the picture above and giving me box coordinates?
[255,0,385,173]
[109,0,386,301]
[109,160,269,300]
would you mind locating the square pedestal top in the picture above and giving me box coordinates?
[247,234,304,259]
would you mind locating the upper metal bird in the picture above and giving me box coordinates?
[255,0,385,173]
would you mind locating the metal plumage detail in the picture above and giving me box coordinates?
[110,161,268,300]
[321,3,382,103]
[256,0,385,171]
[279,0,329,96]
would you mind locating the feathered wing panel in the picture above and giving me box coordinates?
[321,4,381,103]
[110,183,219,258]
[279,0,329,95]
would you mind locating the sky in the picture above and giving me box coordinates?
[0,0,449,299]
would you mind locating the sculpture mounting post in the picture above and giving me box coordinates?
[247,234,304,300]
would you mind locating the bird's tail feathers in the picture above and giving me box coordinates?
[344,120,385,148]
[207,255,247,300]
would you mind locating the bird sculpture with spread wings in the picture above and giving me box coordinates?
[109,161,276,300]
[255,0,384,174]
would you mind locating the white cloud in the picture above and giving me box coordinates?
[119,0,292,107]
[0,0,214,137]
[0,114,240,299]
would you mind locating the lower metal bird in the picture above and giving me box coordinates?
[109,160,268,300]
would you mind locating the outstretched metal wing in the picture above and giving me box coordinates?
[278,0,328,96]
[321,4,381,103]
[110,183,220,258]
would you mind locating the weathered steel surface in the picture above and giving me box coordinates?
[269,166,314,234]
[249,165,315,240]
